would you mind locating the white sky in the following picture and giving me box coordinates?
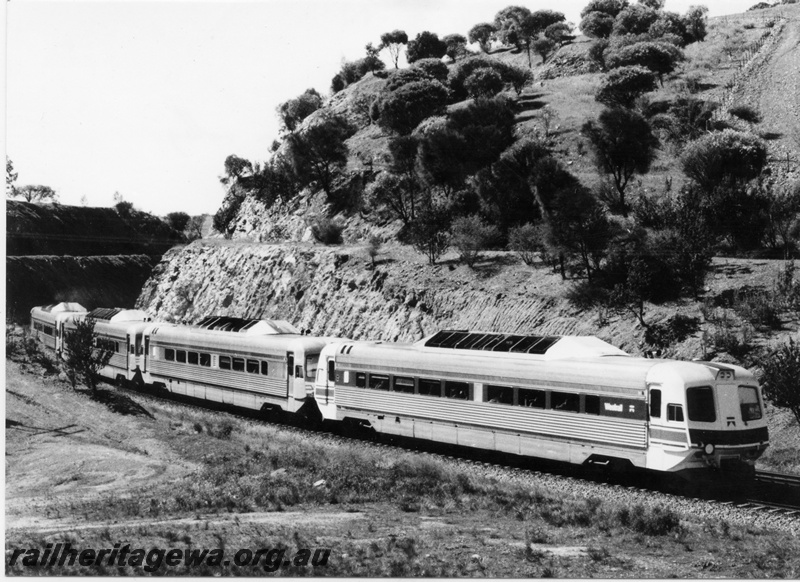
[5,0,758,216]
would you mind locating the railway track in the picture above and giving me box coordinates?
[114,381,800,530]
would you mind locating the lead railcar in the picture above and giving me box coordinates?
[314,330,769,479]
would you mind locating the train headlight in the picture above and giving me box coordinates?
[704,443,715,455]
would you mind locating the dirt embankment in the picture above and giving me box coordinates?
[7,255,159,322]
[6,200,182,257]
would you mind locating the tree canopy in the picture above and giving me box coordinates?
[468,23,496,53]
[380,29,408,68]
[406,31,448,63]
[277,88,323,132]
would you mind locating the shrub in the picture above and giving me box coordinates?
[448,55,525,102]
[760,338,800,424]
[644,315,700,349]
[680,130,768,192]
[464,68,505,98]
[595,66,658,108]
[310,216,345,245]
[450,214,500,267]
[408,205,451,264]
[605,41,685,84]
[624,505,682,536]
[374,79,450,135]
[63,317,114,391]
[366,235,382,268]
[728,104,762,123]
[508,223,546,265]
[277,88,323,132]
[411,58,449,83]
[406,31,447,63]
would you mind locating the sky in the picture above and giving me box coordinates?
[5,0,760,217]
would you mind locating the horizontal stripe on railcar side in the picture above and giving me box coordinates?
[150,340,288,361]
[335,387,646,449]
[148,361,288,398]
[649,426,687,444]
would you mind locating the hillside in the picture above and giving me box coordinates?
[6,200,184,256]
[7,255,159,322]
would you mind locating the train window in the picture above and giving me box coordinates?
[176,350,187,364]
[584,395,601,415]
[486,385,514,405]
[232,358,245,372]
[164,348,175,361]
[687,386,716,422]
[369,374,390,390]
[188,352,199,365]
[649,389,661,418]
[393,376,415,393]
[296,365,304,379]
[219,356,231,370]
[551,392,579,413]
[288,354,295,377]
[260,361,269,375]
[445,381,470,400]
[738,386,762,421]
[306,355,319,378]
[199,353,211,367]
[667,404,684,422]
[44,325,54,336]
[247,359,259,374]
[418,379,441,397]
[356,372,366,388]
[518,389,546,408]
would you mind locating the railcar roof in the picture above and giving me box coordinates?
[417,330,629,359]
[192,316,300,335]
[32,302,86,314]
[146,322,331,352]
[87,307,152,323]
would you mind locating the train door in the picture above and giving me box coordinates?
[134,333,143,372]
[287,352,295,397]
[126,334,132,373]
[315,349,338,420]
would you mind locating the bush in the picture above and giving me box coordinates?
[408,205,451,264]
[411,58,449,83]
[644,315,700,349]
[760,339,800,424]
[448,55,525,102]
[450,214,500,267]
[374,79,450,135]
[508,223,546,265]
[605,41,684,83]
[621,505,682,536]
[277,88,323,132]
[595,66,658,108]
[406,31,447,63]
[681,130,768,192]
[464,68,505,98]
[728,104,762,123]
[310,216,345,245]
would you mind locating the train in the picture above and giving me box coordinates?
[30,304,769,480]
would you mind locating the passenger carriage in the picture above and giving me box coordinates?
[142,316,333,416]
[30,302,87,352]
[314,330,769,479]
[62,307,153,384]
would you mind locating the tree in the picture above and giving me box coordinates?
[374,79,449,135]
[408,204,451,264]
[612,4,659,36]
[406,31,447,63]
[760,338,800,425]
[493,6,532,50]
[443,33,468,60]
[220,154,253,186]
[166,211,191,232]
[582,107,658,216]
[545,22,574,46]
[186,215,205,241]
[580,0,629,19]
[411,58,449,83]
[380,29,408,68]
[580,11,616,38]
[468,23,496,53]
[532,38,557,63]
[527,10,567,36]
[448,55,527,101]
[63,317,113,392]
[285,114,354,197]
[680,130,768,193]
[451,215,500,267]
[464,68,505,98]
[12,184,58,203]
[682,5,709,45]
[595,65,657,108]
[508,222,546,265]
[6,156,18,196]
[605,41,684,84]
[277,88,323,132]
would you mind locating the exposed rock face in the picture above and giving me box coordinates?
[7,255,159,322]
[136,241,642,348]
